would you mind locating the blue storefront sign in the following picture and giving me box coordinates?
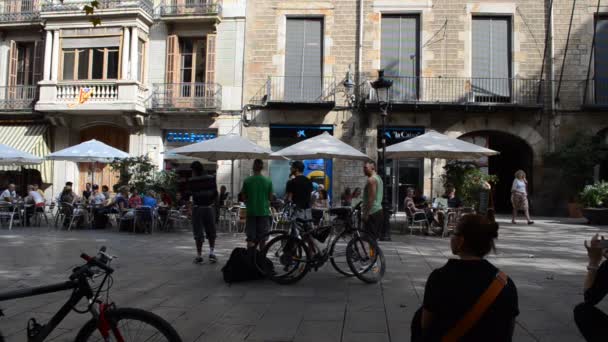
[165,131,217,144]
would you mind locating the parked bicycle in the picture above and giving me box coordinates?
[257,203,386,285]
[0,247,182,342]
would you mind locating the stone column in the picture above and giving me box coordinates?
[130,26,138,81]
[43,30,53,81]
[50,30,60,81]
[121,27,130,80]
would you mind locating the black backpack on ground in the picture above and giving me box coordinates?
[222,247,273,283]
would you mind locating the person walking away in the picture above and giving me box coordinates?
[511,170,533,225]
[411,214,519,342]
[216,185,229,224]
[241,159,273,251]
[574,234,608,342]
[187,161,218,264]
[285,161,315,256]
[362,161,383,240]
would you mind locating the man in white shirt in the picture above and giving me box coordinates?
[26,185,46,226]
[1,184,17,202]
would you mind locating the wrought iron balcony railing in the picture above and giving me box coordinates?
[151,83,221,111]
[261,76,336,105]
[364,76,543,107]
[42,0,153,16]
[0,0,40,23]
[159,0,221,17]
[0,86,38,111]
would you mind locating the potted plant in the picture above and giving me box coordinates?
[580,181,608,225]
[442,161,498,211]
[544,132,608,217]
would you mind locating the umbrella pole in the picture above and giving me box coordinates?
[231,159,235,200]
[430,158,435,201]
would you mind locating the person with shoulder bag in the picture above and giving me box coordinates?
[574,234,608,342]
[411,214,519,342]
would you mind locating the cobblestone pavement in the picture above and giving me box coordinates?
[0,216,606,341]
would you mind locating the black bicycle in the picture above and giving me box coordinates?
[0,247,182,342]
[257,204,386,285]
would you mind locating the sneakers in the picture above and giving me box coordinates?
[193,256,203,264]
[209,254,218,263]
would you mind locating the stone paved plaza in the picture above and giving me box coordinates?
[1,217,607,342]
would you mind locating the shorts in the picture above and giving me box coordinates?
[294,208,313,231]
[245,216,270,242]
[364,210,383,239]
[192,206,216,242]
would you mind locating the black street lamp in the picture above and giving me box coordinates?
[371,69,393,241]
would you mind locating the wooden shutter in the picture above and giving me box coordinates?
[595,17,608,103]
[8,41,18,99]
[32,40,43,85]
[166,35,179,84]
[205,33,216,84]
[472,17,511,98]
[381,15,419,101]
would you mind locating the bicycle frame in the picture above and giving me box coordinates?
[0,275,103,342]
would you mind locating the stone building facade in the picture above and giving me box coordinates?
[242,0,607,215]
[0,0,246,197]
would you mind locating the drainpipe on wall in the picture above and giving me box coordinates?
[549,0,557,153]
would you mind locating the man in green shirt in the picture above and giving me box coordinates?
[362,161,383,239]
[241,159,273,250]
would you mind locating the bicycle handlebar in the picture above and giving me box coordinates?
[69,247,114,281]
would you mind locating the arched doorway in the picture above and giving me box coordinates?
[79,125,129,192]
[596,128,608,181]
[460,131,534,213]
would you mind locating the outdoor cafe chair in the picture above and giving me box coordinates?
[404,206,429,235]
[0,202,18,230]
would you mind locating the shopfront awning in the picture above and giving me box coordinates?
[0,125,53,183]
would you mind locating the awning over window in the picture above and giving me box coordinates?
[0,125,53,183]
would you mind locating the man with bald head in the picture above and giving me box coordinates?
[1,184,17,202]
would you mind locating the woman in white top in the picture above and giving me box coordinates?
[511,170,533,225]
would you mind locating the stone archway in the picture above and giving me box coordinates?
[596,128,608,182]
[445,119,543,213]
[79,124,130,192]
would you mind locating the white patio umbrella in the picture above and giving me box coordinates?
[46,139,130,186]
[271,132,370,201]
[0,143,43,165]
[385,130,499,198]
[170,133,283,197]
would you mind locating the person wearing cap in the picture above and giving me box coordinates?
[186,161,218,264]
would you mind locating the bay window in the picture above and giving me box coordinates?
[61,47,120,81]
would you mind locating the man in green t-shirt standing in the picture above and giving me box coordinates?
[241,159,273,250]
[362,161,383,239]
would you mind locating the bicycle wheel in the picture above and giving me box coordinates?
[263,234,310,285]
[329,230,356,277]
[346,235,386,284]
[74,307,182,342]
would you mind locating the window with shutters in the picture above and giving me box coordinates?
[7,41,42,102]
[594,16,608,104]
[284,18,323,102]
[381,15,420,102]
[472,17,512,103]
[61,47,120,81]
[137,39,145,82]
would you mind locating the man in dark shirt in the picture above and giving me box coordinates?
[285,161,316,255]
[186,161,218,264]
[574,234,608,342]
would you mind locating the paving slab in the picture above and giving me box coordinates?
[0,216,603,341]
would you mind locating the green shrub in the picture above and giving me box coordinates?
[579,181,608,208]
[442,161,498,209]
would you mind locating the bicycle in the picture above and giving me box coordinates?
[0,247,182,342]
[256,204,386,285]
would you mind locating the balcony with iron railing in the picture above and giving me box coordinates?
[0,86,38,112]
[0,0,40,25]
[250,76,336,108]
[364,76,544,109]
[159,0,221,21]
[41,0,153,18]
[151,83,221,112]
[35,80,147,114]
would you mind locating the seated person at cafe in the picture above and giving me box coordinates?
[101,185,111,202]
[1,183,17,202]
[142,190,158,208]
[33,184,45,199]
[404,187,434,225]
[58,186,78,228]
[434,184,464,234]
[218,185,229,207]
[82,183,92,201]
[312,189,329,225]
[25,185,46,225]
[90,185,105,205]
[134,190,157,233]
[128,187,142,208]
[413,188,429,208]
